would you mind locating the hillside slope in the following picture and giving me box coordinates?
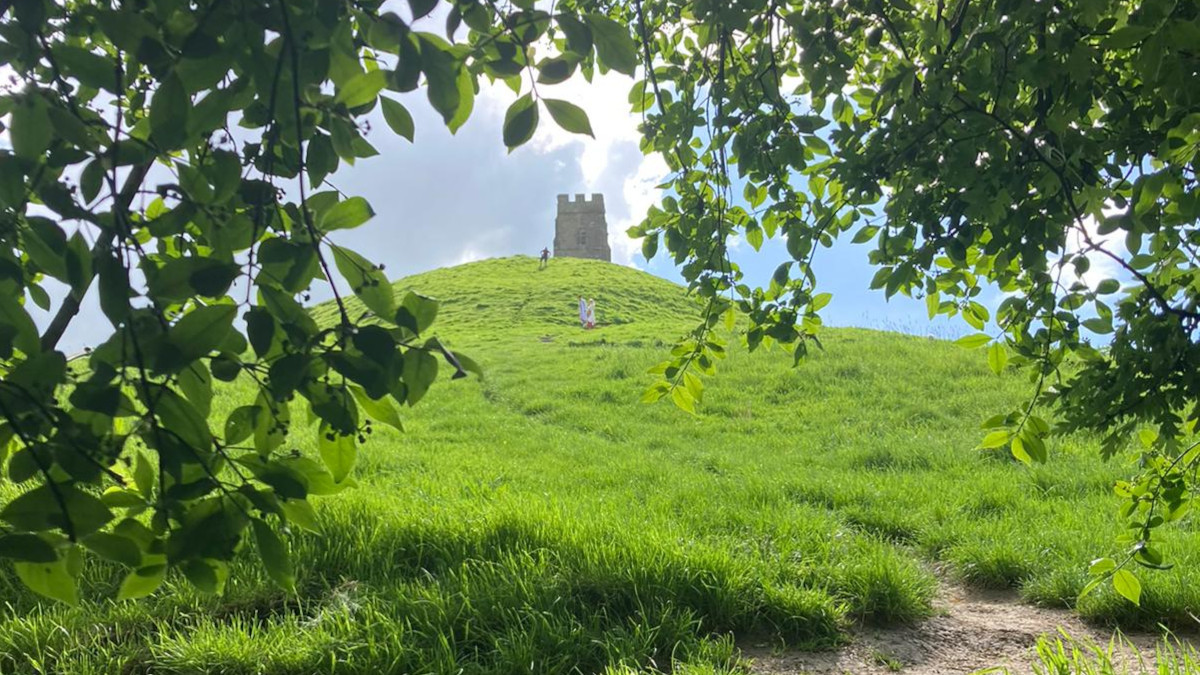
[2,257,1198,674]
[309,256,1200,631]
[311,255,703,345]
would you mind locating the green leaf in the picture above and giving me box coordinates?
[134,452,155,499]
[670,386,697,414]
[1088,557,1116,576]
[168,304,237,365]
[118,565,166,600]
[419,34,463,125]
[1138,428,1158,448]
[0,154,25,208]
[149,74,189,149]
[351,386,404,432]
[746,226,763,251]
[101,487,147,508]
[449,350,482,378]
[225,406,259,445]
[0,533,57,562]
[24,217,68,281]
[78,159,105,204]
[15,558,78,605]
[27,284,49,311]
[1078,575,1105,600]
[180,559,228,594]
[246,308,276,358]
[794,114,829,133]
[65,231,94,294]
[280,499,320,533]
[1112,569,1141,605]
[0,294,41,356]
[178,164,213,203]
[397,292,439,335]
[320,197,376,232]
[380,97,415,142]
[96,252,132,326]
[642,234,658,260]
[178,364,212,418]
[447,65,475,133]
[1103,25,1153,49]
[82,532,141,567]
[335,69,387,108]
[641,382,670,403]
[925,291,940,319]
[964,302,988,330]
[557,13,593,56]
[10,96,52,160]
[408,0,439,20]
[152,386,213,452]
[954,333,991,349]
[1010,436,1032,466]
[986,342,1007,375]
[1017,430,1047,463]
[252,519,295,592]
[588,14,638,75]
[318,423,357,483]
[307,133,338,187]
[502,94,539,150]
[851,225,879,244]
[53,45,118,92]
[332,245,395,318]
[1,484,114,537]
[146,256,239,301]
[979,430,1010,449]
[542,99,594,137]
[537,57,576,84]
[402,348,439,405]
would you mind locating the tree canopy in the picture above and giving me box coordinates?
[629,0,1199,603]
[0,0,1196,606]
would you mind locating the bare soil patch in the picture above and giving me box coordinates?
[744,583,1196,674]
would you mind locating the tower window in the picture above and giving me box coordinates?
[577,229,587,246]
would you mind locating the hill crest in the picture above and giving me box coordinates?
[313,255,701,344]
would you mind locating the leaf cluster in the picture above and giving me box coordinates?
[0,0,605,603]
[624,0,1200,600]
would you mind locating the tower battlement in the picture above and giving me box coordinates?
[553,193,611,261]
[556,193,606,213]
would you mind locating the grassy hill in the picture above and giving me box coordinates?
[310,255,701,342]
[2,256,1199,674]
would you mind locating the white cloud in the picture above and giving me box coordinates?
[474,71,668,269]
[1061,209,1126,290]
[611,152,669,267]
[456,248,484,265]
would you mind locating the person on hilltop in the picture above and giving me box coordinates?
[539,247,550,269]
[586,298,596,329]
[578,296,587,328]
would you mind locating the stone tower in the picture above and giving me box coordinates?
[553,193,611,262]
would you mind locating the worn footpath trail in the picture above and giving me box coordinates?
[745,578,1198,674]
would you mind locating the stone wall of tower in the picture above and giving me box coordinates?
[553,193,611,262]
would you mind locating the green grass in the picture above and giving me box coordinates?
[975,630,1200,675]
[1,255,1198,673]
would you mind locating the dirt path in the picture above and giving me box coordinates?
[744,583,1196,674]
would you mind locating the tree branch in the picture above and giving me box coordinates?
[39,161,153,353]
[954,95,1200,322]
